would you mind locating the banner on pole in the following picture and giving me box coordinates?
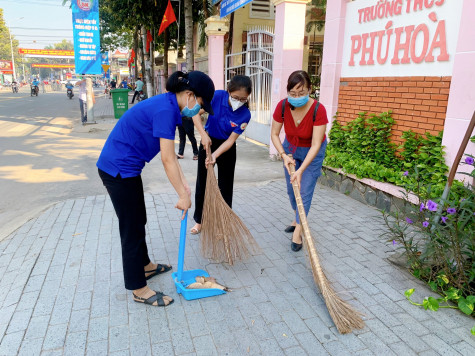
[18,48,74,58]
[220,0,253,17]
[0,60,13,74]
[72,0,101,74]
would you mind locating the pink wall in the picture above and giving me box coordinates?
[207,35,225,90]
[319,0,347,132]
[321,0,474,178]
[442,0,475,178]
[270,0,308,154]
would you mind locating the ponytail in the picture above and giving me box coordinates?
[166,71,192,93]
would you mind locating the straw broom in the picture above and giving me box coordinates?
[288,156,365,334]
[201,150,259,265]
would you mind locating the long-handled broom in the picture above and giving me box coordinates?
[201,150,259,265]
[288,157,365,334]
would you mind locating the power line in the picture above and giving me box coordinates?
[15,34,73,38]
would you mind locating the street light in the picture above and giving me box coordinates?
[7,17,24,80]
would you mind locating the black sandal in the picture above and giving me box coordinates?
[133,291,174,307]
[284,225,296,233]
[145,264,172,280]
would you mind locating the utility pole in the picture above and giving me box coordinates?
[7,17,24,80]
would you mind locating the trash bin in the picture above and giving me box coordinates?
[111,88,130,119]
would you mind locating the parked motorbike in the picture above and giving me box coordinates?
[67,88,74,99]
[30,85,39,97]
[137,90,146,102]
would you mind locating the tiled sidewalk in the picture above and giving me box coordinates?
[0,181,474,355]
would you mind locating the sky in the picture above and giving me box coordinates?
[2,0,73,50]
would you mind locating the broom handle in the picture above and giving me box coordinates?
[287,155,322,265]
[177,210,188,282]
[447,110,475,187]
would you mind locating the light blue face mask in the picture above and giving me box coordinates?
[287,94,309,108]
[181,94,201,117]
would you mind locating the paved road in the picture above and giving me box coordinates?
[0,89,283,241]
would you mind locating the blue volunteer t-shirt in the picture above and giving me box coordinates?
[97,92,182,178]
[205,90,251,140]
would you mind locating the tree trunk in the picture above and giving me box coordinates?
[141,26,153,97]
[164,28,169,81]
[151,26,155,96]
[184,0,194,71]
[133,27,139,82]
[226,12,234,55]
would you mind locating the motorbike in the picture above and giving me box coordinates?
[30,85,39,97]
[66,88,74,99]
[137,90,146,102]
[12,84,18,93]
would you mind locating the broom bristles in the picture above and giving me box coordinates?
[201,165,259,265]
[289,156,365,334]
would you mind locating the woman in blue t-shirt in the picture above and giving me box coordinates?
[190,75,252,234]
[97,71,215,307]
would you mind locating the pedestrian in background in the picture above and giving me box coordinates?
[75,74,88,125]
[131,77,144,104]
[109,78,117,99]
[120,77,128,89]
[190,75,252,235]
[176,117,199,160]
[270,70,328,252]
[97,70,215,308]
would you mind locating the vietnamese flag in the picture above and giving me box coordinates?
[146,30,153,53]
[158,0,177,36]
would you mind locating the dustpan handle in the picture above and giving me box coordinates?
[177,210,188,282]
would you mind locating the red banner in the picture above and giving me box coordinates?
[31,63,75,69]
[18,48,75,58]
[0,60,13,74]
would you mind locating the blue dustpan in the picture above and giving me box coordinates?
[172,211,226,301]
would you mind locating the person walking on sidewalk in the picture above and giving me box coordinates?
[271,70,328,252]
[97,70,215,307]
[75,74,88,125]
[131,77,144,104]
[190,75,252,235]
[176,117,199,160]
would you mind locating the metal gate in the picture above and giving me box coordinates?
[225,27,274,144]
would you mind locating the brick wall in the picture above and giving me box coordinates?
[337,76,451,145]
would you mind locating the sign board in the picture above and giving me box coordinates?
[101,51,110,79]
[18,48,74,59]
[220,0,253,17]
[341,0,463,77]
[32,63,75,68]
[0,60,13,74]
[72,0,101,74]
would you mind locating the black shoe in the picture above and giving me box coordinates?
[291,241,302,252]
[285,225,296,233]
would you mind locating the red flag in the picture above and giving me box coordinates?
[146,30,153,53]
[128,49,135,67]
[158,0,177,35]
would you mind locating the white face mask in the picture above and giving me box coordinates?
[229,95,245,111]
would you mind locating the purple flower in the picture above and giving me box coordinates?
[427,200,438,212]
[441,216,448,224]
[447,208,456,215]
[392,240,397,246]
[465,156,474,165]
[403,171,409,176]
[422,221,430,228]
[405,217,413,224]
[420,203,425,212]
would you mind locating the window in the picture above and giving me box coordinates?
[308,42,323,81]
[249,0,275,19]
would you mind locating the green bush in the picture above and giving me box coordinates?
[324,111,448,196]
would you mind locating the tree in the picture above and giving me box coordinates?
[184,0,194,70]
[0,9,21,77]
[45,39,74,51]
[306,0,327,33]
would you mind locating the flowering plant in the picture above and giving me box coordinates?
[382,147,475,301]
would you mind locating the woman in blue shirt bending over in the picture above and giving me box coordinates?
[97,71,215,307]
[190,75,252,234]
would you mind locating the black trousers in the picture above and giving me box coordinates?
[98,169,151,290]
[193,136,236,224]
[177,118,199,156]
[131,90,140,103]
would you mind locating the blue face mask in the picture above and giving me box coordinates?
[181,94,201,117]
[287,94,309,108]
